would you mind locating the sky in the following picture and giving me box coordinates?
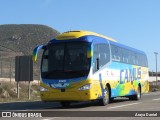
[0,0,160,71]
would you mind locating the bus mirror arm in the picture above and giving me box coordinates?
[32,45,44,62]
[96,58,99,70]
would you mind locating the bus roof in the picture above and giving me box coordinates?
[51,30,146,55]
[55,30,117,42]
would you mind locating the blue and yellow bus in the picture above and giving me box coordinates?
[33,30,149,107]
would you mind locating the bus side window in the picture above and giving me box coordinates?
[111,45,120,62]
[99,44,110,67]
[93,43,110,73]
[93,45,98,73]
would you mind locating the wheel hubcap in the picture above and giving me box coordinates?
[137,87,140,99]
[104,89,109,103]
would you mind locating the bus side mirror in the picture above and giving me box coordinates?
[32,45,44,62]
[96,58,99,70]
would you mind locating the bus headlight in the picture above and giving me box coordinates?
[78,84,92,90]
[40,86,48,92]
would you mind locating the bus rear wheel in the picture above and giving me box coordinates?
[99,86,109,106]
[129,85,141,100]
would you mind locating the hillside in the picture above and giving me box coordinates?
[0,24,60,56]
[0,24,60,79]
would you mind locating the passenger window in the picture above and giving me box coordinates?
[111,45,121,62]
[93,43,110,73]
[110,44,148,67]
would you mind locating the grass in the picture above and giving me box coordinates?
[0,80,41,102]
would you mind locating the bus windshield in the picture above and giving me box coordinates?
[41,42,91,79]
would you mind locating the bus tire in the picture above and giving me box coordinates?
[129,85,141,100]
[99,86,109,106]
[60,101,70,108]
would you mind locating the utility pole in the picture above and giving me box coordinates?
[154,52,158,86]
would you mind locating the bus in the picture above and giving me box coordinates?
[33,30,149,107]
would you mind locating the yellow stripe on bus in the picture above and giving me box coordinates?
[56,30,117,42]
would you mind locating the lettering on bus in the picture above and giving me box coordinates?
[120,67,141,84]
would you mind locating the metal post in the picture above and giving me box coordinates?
[154,52,158,86]
[28,80,31,100]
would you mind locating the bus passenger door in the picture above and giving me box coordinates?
[92,43,111,97]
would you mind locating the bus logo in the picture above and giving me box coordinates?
[59,80,66,82]
[120,67,141,84]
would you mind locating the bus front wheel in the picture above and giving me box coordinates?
[99,86,109,106]
[60,101,71,108]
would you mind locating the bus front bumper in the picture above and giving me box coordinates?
[40,90,96,102]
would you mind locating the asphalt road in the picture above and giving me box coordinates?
[0,91,160,120]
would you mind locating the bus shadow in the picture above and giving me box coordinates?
[0,98,131,110]
[111,97,129,104]
[50,97,130,109]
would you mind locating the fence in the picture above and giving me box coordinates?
[0,56,41,100]
[0,57,40,82]
[0,58,14,80]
